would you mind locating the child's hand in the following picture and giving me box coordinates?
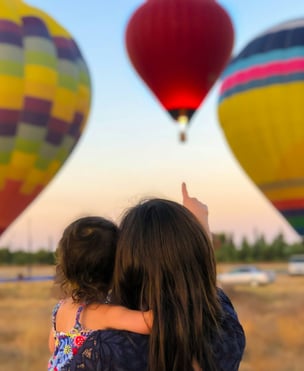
[182,182,212,241]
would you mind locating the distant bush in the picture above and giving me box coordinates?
[0,247,55,265]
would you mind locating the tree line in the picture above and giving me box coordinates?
[214,233,304,262]
[0,232,304,265]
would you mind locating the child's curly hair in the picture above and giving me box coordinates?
[55,216,118,304]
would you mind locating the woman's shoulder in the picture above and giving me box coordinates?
[213,288,246,371]
[217,288,239,318]
[61,330,149,371]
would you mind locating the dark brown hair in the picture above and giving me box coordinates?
[113,198,221,371]
[55,216,118,304]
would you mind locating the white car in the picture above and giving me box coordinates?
[217,265,276,286]
[288,255,304,275]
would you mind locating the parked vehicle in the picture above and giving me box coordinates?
[288,255,304,275]
[217,265,276,286]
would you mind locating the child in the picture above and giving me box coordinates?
[48,216,152,371]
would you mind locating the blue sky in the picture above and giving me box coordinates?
[3,0,304,250]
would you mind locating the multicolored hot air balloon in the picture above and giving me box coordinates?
[0,0,91,236]
[125,0,234,141]
[218,18,304,237]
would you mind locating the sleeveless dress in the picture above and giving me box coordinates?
[61,289,246,371]
[48,301,95,371]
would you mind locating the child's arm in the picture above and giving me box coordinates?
[104,305,153,334]
[48,328,55,353]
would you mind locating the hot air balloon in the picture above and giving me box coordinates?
[0,0,91,236]
[125,0,234,142]
[218,18,304,237]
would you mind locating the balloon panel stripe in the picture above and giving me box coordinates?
[58,74,78,91]
[222,46,304,78]
[35,157,54,170]
[23,96,52,113]
[0,152,10,163]
[23,37,55,55]
[234,26,304,61]
[47,117,68,134]
[283,215,304,229]
[0,123,17,136]
[55,148,69,162]
[0,110,19,134]
[22,16,50,38]
[0,32,23,46]
[35,144,58,169]
[38,142,57,158]
[0,44,23,61]
[0,20,22,47]
[14,137,40,153]
[281,209,304,217]
[221,58,304,94]
[260,179,304,191]
[25,50,57,68]
[79,70,91,86]
[58,59,78,76]
[68,113,83,136]
[272,198,304,209]
[0,20,21,34]
[219,73,304,101]
[53,37,78,61]
[0,137,14,151]
[293,226,304,235]
[266,19,304,34]
[0,60,23,76]
[17,123,46,141]
[20,110,50,127]
[45,131,66,145]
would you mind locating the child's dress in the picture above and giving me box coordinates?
[48,301,94,371]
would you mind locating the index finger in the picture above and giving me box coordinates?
[182,182,189,201]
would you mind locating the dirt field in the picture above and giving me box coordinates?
[0,264,303,371]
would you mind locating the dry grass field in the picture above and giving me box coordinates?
[0,263,303,370]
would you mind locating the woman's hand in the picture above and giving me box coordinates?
[182,182,212,242]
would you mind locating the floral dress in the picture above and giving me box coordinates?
[48,301,94,371]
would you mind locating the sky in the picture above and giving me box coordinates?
[2,0,304,251]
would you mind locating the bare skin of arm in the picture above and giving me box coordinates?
[48,328,55,353]
[97,305,153,334]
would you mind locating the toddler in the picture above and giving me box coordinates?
[48,216,152,371]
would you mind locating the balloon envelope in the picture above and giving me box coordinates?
[218,18,304,236]
[0,0,91,236]
[125,0,234,140]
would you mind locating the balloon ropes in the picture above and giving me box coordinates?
[0,0,92,236]
[218,18,304,237]
[125,0,234,142]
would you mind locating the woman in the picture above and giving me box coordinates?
[62,183,245,371]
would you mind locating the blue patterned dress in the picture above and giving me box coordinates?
[48,302,95,371]
[61,289,245,371]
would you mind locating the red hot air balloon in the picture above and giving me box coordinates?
[125,0,234,141]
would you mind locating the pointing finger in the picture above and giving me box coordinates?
[182,182,189,201]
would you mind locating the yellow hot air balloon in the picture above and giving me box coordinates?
[0,0,91,236]
[218,19,304,237]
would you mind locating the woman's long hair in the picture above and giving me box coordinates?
[112,199,221,371]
